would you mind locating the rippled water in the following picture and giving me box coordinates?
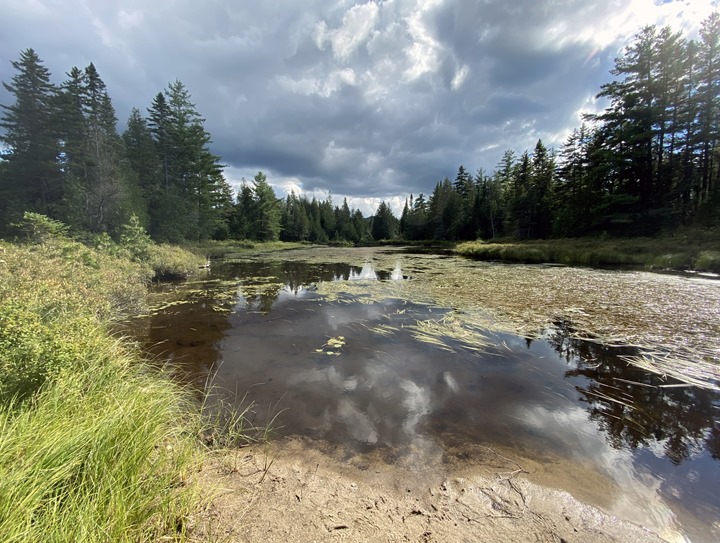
[136,249,720,543]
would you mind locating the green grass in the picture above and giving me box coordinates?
[454,228,720,272]
[0,235,204,542]
[0,358,201,543]
[145,243,206,280]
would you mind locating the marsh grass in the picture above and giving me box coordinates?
[454,229,720,272]
[0,359,201,543]
[0,237,206,541]
[185,240,310,260]
[146,243,205,280]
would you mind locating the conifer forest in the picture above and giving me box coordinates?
[1,14,719,243]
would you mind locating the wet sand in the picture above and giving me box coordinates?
[189,437,671,543]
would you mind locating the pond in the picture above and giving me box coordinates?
[134,247,720,543]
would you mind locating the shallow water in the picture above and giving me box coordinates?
[136,248,720,543]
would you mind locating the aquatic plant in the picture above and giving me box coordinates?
[273,247,719,390]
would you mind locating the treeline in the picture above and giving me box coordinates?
[228,171,374,244]
[0,49,233,241]
[3,13,719,245]
[401,14,720,241]
[0,49,380,245]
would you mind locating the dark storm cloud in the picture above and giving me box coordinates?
[1,0,715,210]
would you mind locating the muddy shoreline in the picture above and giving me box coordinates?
[190,437,671,543]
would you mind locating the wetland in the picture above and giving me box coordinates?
[135,246,720,543]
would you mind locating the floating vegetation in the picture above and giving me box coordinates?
[271,247,720,389]
[405,313,492,354]
[316,336,346,356]
[366,323,399,337]
[621,348,720,391]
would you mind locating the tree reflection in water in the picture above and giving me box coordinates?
[545,321,719,465]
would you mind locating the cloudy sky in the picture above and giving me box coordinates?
[1,0,718,215]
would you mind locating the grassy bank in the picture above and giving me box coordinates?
[184,239,311,260]
[454,229,720,272]
[0,232,203,541]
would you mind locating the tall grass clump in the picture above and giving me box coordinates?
[0,358,201,542]
[0,215,203,542]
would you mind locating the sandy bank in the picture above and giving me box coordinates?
[189,437,667,543]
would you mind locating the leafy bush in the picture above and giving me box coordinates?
[695,250,720,273]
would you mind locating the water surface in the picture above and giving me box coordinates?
[136,248,720,543]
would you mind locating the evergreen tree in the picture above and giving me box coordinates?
[81,62,131,233]
[335,197,354,240]
[54,66,89,228]
[530,140,555,238]
[0,49,60,230]
[280,192,310,241]
[122,107,158,225]
[251,171,281,241]
[145,80,228,241]
[371,201,398,240]
[230,180,255,239]
[695,12,720,224]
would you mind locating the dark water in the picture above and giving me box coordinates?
[137,256,720,543]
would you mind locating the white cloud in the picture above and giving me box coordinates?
[315,1,380,61]
[402,6,443,80]
[450,64,468,89]
[520,404,689,543]
[2,0,719,213]
[117,9,143,30]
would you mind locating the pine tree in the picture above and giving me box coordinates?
[122,108,158,222]
[230,180,255,239]
[530,139,555,238]
[81,62,130,233]
[145,80,228,241]
[695,12,720,224]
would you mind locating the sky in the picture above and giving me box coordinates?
[1,0,718,216]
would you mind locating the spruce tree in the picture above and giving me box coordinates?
[0,49,60,230]
[251,171,281,241]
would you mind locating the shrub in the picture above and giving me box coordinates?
[695,250,720,273]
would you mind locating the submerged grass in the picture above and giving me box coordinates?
[0,236,205,541]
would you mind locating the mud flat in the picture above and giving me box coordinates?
[190,438,669,543]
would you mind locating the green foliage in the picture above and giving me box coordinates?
[16,211,69,243]
[695,250,720,273]
[0,48,60,228]
[0,238,202,541]
[145,243,204,280]
[119,213,152,260]
[371,201,399,240]
[0,50,233,243]
[251,171,282,241]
